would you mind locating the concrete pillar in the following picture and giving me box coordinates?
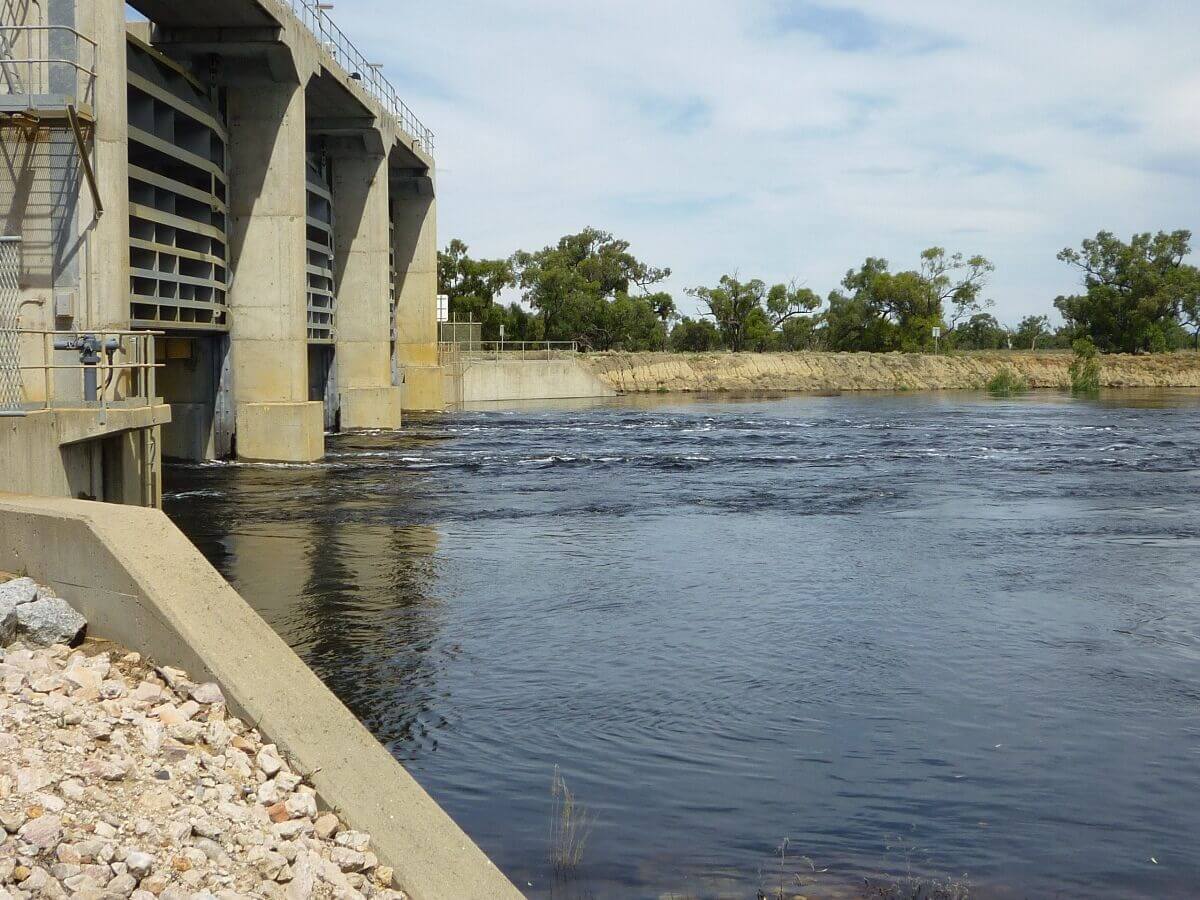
[81,0,130,331]
[331,150,402,429]
[391,177,443,411]
[226,77,323,461]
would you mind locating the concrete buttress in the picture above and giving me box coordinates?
[84,0,131,330]
[332,148,402,429]
[391,177,441,411]
[226,76,323,461]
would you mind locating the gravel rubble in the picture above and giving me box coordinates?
[0,577,409,900]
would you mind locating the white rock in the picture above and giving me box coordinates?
[284,793,317,821]
[63,664,101,692]
[190,683,225,705]
[0,808,26,833]
[140,720,164,754]
[155,665,194,696]
[18,813,63,850]
[168,721,203,745]
[313,813,339,840]
[335,831,371,853]
[177,700,201,720]
[34,791,65,813]
[285,851,321,900]
[99,679,128,699]
[107,872,138,896]
[82,754,131,781]
[131,681,163,703]
[205,719,233,750]
[15,766,53,795]
[256,746,283,777]
[256,780,280,805]
[124,851,155,878]
[329,846,367,873]
[29,674,65,693]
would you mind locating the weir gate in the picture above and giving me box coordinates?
[1,0,442,504]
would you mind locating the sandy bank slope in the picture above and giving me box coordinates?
[582,351,1200,393]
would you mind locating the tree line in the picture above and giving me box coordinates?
[437,227,1200,354]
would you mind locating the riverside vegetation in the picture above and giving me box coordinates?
[439,227,1200,358]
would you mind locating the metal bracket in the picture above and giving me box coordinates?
[66,104,103,218]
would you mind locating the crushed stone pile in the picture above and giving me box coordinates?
[0,576,409,899]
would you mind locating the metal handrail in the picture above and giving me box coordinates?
[13,329,162,419]
[281,0,434,153]
[0,25,98,49]
[441,340,580,362]
[0,25,98,104]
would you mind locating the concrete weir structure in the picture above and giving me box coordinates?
[0,3,524,896]
[2,0,443,488]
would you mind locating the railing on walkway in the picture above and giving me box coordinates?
[0,25,97,110]
[10,330,162,419]
[281,0,433,153]
[440,340,580,362]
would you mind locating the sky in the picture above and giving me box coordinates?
[325,0,1199,322]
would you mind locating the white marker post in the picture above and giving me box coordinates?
[932,325,942,355]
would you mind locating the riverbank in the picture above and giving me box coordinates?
[582,350,1200,393]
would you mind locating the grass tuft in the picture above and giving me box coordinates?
[985,366,1028,396]
[549,766,594,874]
[1069,338,1102,394]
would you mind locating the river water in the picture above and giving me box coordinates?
[164,390,1200,899]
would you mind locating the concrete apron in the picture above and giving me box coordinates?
[0,493,524,900]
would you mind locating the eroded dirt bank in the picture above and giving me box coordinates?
[583,351,1200,393]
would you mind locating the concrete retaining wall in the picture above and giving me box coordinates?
[0,493,523,900]
[0,407,169,505]
[461,358,615,403]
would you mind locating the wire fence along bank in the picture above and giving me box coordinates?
[439,341,580,363]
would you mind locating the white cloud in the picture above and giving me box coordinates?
[331,0,1200,321]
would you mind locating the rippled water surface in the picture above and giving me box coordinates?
[164,391,1200,898]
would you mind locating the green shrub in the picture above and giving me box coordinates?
[1069,338,1102,394]
[985,367,1028,396]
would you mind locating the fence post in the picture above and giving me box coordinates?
[147,333,156,406]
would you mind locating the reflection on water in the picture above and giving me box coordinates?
[165,390,1200,899]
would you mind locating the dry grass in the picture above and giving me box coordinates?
[864,875,972,899]
[549,766,594,874]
